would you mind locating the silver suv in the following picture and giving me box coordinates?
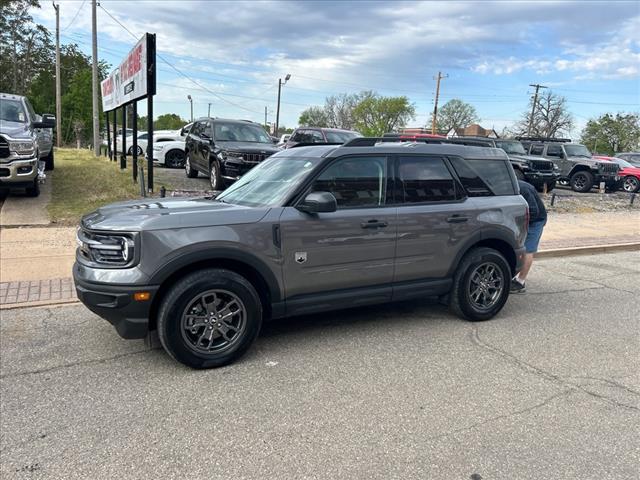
[0,92,55,196]
[74,139,527,368]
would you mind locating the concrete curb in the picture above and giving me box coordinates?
[1,242,637,310]
[536,242,640,259]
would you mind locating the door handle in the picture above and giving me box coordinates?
[361,220,388,229]
[447,215,469,223]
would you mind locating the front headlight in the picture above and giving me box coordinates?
[9,140,36,155]
[77,228,136,267]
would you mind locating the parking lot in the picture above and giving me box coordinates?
[1,251,638,479]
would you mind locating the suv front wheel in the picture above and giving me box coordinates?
[185,153,198,178]
[209,159,223,191]
[570,171,594,193]
[449,247,511,321]
[157,268,263,369]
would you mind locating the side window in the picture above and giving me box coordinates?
[290,130,304,142]
[529,144,543,156]
[398,156,457,203]
[311,130,325,143]
[203,122,213,138]
[450,157,515,196]
[138,133,148,140]
[546,145,562,157]
[23,99,37,122]
[311,156,388,209]
[190,122,202,137]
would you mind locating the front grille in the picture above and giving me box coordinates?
[598,163,619,175]
[0,168,9,177]
[529,160,554,171]
[0,136,9,159]
[239,152,271,163]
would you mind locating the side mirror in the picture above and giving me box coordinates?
[34,114,55,129]
[559,152,565,159]
[297,191,337,214]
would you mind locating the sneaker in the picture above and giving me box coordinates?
[510,278,526,293]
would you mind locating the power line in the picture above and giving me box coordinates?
[61,0,86,32]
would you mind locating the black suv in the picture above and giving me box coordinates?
[184,118,280,190]
[518,137,620,193]
[446,137,558,192]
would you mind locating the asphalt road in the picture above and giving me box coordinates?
[1,252,638,479]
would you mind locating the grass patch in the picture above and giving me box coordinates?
[48,148,141,225]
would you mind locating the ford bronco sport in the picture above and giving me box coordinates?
[74,138,527,368]
[0,92,55,196]
[518,137,620,193]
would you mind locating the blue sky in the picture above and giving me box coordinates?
[34,0,640,136]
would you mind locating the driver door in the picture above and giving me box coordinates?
[279,155,397,315]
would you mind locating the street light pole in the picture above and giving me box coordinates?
[274,73,290,136]
[187,95,193,122]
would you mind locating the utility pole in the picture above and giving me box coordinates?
[91,0,100,155]
[264,106,267,129]
[527,83,547,136]
[208,103,212,117]
[275,73,291,137]
[431,71,448,135]
[53,2,62,147]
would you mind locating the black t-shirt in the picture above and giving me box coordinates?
[518,180,547,223]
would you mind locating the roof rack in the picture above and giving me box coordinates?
[289,142,343,149]
[515,136,571,143]
[343,137,448,147]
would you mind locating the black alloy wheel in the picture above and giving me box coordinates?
[209,160,222,191]
[570,171,594,193]
[165,149,185,168]
[185,153,198,178]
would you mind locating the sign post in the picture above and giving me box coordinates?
[100,33,156,191]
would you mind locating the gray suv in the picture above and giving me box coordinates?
[74,139,527,368]
[0,92,55,196]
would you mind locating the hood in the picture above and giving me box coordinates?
[0,120,31,138]
[508,153,552,163]
[619,166,640,175]
[81,197,270,232]
[215,141,279,153]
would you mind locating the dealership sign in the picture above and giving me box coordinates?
[101,33,155,111]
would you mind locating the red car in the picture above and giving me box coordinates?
[594,156,640,192]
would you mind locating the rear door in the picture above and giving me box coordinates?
[280,155,397,312]
[393,155,479,285]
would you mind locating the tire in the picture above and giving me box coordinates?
[128,146,144,156]
[514,169,525,181]
[157,268,263,369]
[449,247,511,322]
[25,178,40,197]
[622,175,640,193]
[209,160,223,190]
[185,153,198,178]
[570,171,594,193]
[165,149,185,168]
[44,149,54,171]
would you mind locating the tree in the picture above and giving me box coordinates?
[436,99,480,133]
[154,113,187,130]
[0,0,53,95]
[514,90,573,138]
[580,113,640,155]
[324,92,364,130]
[351,93,416,136]
[298,106,329,127]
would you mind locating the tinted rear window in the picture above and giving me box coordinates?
[449,157,515,196]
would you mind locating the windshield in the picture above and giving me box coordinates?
[0,99,27,123]
[495,141,526,155]
[565,144,591,158]
[215,155,323,207]
[325,130,361,143]
[214,122,272,143]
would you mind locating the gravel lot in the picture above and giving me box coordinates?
[1,252,638,479]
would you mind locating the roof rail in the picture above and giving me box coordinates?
[515,136,571,143]
[343,137,448,147]
[289,142,343,149]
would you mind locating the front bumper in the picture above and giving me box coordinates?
[524,171,558,186]
[594,174,622,188]
[0,157,39,187]
[73,263,159,339]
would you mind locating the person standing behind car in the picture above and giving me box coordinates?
[511,180,547,293]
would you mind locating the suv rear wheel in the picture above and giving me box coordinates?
[570,171,594,193]
[185,153,198,178]
[449,247,510,321]
[157,268,263,369]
